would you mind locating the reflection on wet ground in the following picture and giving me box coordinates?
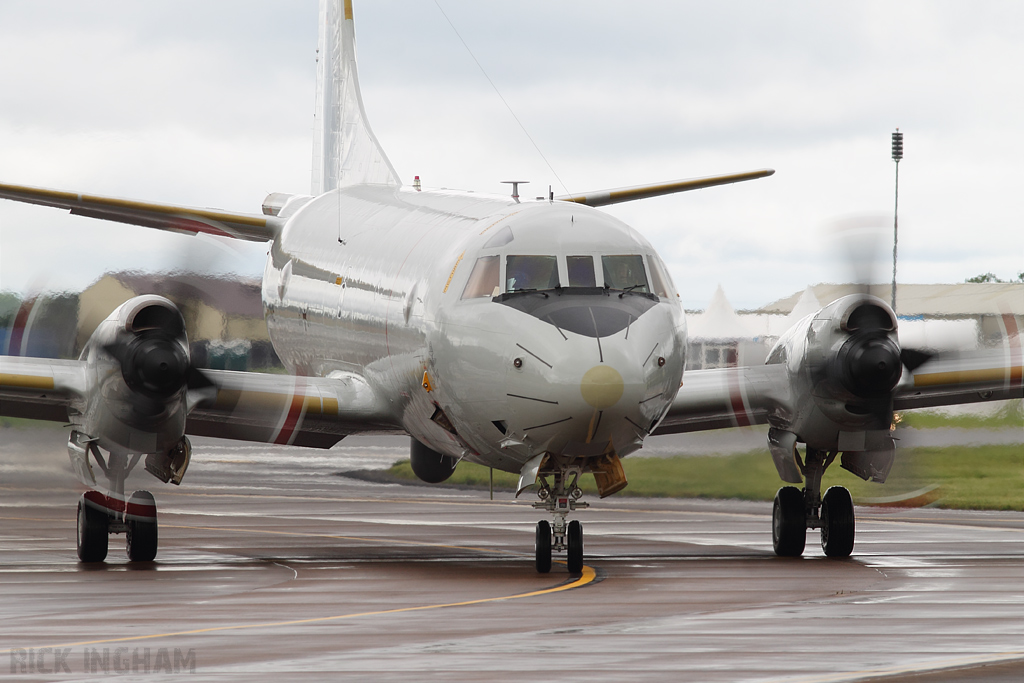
[1,425,1023,681]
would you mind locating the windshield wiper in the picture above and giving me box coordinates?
[509,288,549,298]
[618,284,644,298]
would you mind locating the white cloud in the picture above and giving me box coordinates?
[1,0,1021,310]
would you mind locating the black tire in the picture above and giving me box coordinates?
[535,520,552,573]
[772,486,806,557]
[126,491,158,562]
[566,520,584,575]
[77,496,108,563]
[821,486,855,558]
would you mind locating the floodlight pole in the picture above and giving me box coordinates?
[891,129,903,313]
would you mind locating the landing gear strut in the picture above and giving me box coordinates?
[533,466,587,574]
[772,447,855,558]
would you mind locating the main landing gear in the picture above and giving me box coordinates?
[77,490,160,563]
[533,466,587,575]
[71,437,161,563]
[772,447,855,558]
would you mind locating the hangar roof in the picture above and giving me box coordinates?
[755,283,1023,317]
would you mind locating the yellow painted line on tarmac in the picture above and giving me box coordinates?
[0,564,596,653]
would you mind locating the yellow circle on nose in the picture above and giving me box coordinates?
[580,365,624,409]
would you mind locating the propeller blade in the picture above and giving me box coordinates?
[827,214,890,297]
[900,347,933,372]
[101,335,132,364]
[187,366,215,390]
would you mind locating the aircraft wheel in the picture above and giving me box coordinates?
[772,486,806,557]
[77,495,108,563]
[566,520,584,575]
[820,486,855,558]
[535,520,552,573]
[126,491,158,562]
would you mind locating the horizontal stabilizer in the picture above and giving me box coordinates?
[555,169,775,207]
[0,182,281,242]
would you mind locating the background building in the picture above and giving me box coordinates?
[1,272,281,371]
[685,282,1023,370]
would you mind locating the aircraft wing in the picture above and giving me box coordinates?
[893,348,1023,410]
[0,356,398,448]
[184,368,399,447]
[0,182,281,242]
[0,357,89,423]
[656,347,1022,437]
[654,364,788,435]
[555,169,775,208]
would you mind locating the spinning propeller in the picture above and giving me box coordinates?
[828,215,934,385]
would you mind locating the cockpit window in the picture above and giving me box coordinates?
[601,255,649,293]
[461,255,500,299]
[648,254,674,298]
[566,255,596,287]
[506,255,559,292]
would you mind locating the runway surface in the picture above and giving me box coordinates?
[2,425,1024,681]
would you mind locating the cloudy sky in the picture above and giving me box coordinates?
[1,0,1021,310]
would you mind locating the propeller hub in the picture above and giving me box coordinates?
[837,334,902,398]
[122,333,190,398]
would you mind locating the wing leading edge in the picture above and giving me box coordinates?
[556,169,775,208]
[0,182,281,242]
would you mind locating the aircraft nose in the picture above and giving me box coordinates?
[502,318,676,458]
[580,365,624,410]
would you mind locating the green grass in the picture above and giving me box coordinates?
[385,443,1024,511]
[897,400,1023,430]
[0,416,67,429]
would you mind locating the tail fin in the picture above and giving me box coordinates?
[311,0,400,194]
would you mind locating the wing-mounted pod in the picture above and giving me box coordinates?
[73,295,213,486]
[766,294,905,483]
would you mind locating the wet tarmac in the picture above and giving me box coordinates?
[2,425,1023,681]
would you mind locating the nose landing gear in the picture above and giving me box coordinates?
[533,467,587,574]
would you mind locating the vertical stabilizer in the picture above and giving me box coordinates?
[311,0,400,194]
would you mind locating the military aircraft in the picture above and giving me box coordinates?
[1,0,1020,574]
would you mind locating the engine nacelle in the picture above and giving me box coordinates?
[73,296,198,477]
[765,294,900,481]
